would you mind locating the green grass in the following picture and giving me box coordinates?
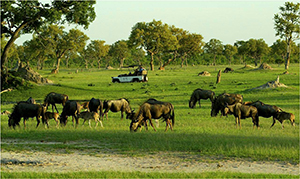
[1,64,299,177]
[1,171,298,178]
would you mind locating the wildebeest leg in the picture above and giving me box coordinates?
[148,118,157,131]
[165,118,173,131]
[88,119,92,128]
[53,104,59,113]
[121,111,124,120]
[198,100,201,108]
[103,108,110,120]
[279,121,284,129]
[36,116,41,128]
[270,117,276,128]
[23,118,27,129]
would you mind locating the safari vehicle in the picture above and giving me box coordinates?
[111,66,148,83]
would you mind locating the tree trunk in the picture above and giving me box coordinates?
[285,40,291,70]
[216,70,221,84]
[97,58,101,69]
[213,54,216,66]
[150,52,154,71]
[120,58,125,68]
[1,21,30,74]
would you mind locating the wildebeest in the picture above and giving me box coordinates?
[271,111,295,129]
[223,67,234,73]
[129,98,175,132]
[44,112,60,128]
[88,98,103,119]
[211,93,243,117]
[189,88,215,108]
[60,100,81,127]
[8,103,45,129]
[224,103,259,129]
[17,97,36,104]
[244,101,282,127]
[103,98,132,120]
[78,111,103,128]
[44,92,68,113]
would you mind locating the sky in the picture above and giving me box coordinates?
[15,0,298,46]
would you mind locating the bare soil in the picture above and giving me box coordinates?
[1,140,299,175]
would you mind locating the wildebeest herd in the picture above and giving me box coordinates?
[8,89,295,131]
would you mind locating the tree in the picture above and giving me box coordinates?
[244,39,269,66]
[274,2,300,69]
[1,0,96,74]
[223,44,237,65]
[129,20,177,71]
[86,40,109,69]
[204,39,223,66]
[32,25,89,72]
[109,40,130,68]
[234,40,248,64]
[171,27,204,67]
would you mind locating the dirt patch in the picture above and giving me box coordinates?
[249,76,288,90]
[1,150,298,175]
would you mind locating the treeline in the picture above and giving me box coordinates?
[2,20,299,71]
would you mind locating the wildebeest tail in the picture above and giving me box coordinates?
[170,105,175,127]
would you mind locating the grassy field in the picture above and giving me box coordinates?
[1,64,299,178]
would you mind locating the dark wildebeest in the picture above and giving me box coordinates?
[8,103,45,129]
[60,100,81,127]
[189,88,215,108]
[43,92,69,113]
[223,67,234,73]
[88,98,103,118]
[244,101,282,128]
[272,111,295,129]
[211,93,243,117]
[129,98,175,132]
[224,103,259,129]
[103,98,132,120]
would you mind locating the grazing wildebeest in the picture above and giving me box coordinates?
[189,89,215,108]
[88,98,103,119]
[223,67,234,73]
[271,111,295,129]
[129,99,175,132]
[78,111,103,128]
[8,103,45,129]
[44,112,60,128]
[103,98,132,120]
[224,103,259,129]
[44,92,69,113]
[244,101,282,127]
[60,100,81,127]
[211,93,243,117]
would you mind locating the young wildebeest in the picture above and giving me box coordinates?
[8,103,45,129]
[244,101,282,127]
[211,93,243,117]
[271,111,295,129]
[129,99,175,132]
[44,92,69,113]
[44,112,60,128]
[77,111,103,128]
[60,100,81,127]
[224,103,259,129]
[88,98,103,119]
[189,88,215,108]
[103,98,132,120]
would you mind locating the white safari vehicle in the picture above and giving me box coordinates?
[112,66,148,83]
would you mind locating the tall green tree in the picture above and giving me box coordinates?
[1,0,96,74]
[204,39,223,66]
[274,2,300,69]
[86,40,110,69]
[109,40,130,68]
[223,44,238,65]
[129,20,177,71]
[245,39,269,66]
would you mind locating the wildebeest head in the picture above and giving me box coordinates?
[189,98,197,108]
[211,99,220,117]
[8,113,20,129]
[59,115,68,126]
[126,110,135,120]
[129,119,141,132]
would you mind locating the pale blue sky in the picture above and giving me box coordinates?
[15,0,297,46]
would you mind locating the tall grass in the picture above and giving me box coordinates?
[1,64,299,164]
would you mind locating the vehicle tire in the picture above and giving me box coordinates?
[132,78,139,82]
[113,79,120,83]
